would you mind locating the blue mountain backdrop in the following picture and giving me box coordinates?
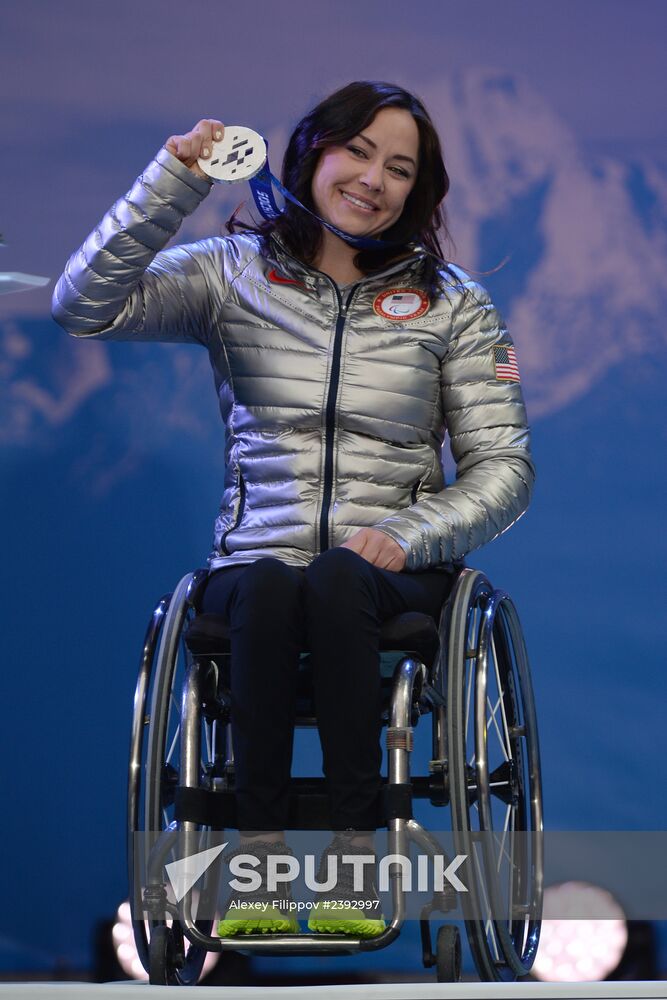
[1,33,666,977]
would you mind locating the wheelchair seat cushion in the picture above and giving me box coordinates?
[185,611,439,667]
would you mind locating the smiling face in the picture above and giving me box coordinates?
[310,106,420,240]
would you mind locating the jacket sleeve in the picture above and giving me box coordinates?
[374,278,535,570]
[51,147,224,345]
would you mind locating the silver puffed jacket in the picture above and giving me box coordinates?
[52,147,535,573]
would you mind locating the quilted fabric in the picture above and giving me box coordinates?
[52,147,535,572]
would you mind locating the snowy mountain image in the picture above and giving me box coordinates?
[418,70,667,417]
[2,69,666,474]
[3,0,667,972]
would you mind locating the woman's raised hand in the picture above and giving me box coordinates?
[165,119,225,179]
[340,527,407,573]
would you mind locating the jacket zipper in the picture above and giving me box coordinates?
[220,472,246,555]
[319,284,358,553]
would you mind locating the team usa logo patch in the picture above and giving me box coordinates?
[373,288,430,321]
[492,344,521,382]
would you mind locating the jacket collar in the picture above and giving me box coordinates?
[268,232,428,288]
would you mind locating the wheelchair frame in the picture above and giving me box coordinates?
[128,564,543,985]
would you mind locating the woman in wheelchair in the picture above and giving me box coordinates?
[53,81,534,941]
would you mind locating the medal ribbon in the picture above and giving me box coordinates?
[248,146,416,251]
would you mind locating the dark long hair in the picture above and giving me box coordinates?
[227,80,453,274]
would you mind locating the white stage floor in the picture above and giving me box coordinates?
[0,982,665,999]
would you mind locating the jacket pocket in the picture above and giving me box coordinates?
[219,472,246,555]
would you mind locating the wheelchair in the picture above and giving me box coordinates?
[128,562,543,986]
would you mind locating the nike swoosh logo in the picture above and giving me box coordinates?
[267,267,305,288]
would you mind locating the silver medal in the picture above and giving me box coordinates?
[197,126,267,184]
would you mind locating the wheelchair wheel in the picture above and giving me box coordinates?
[148,924,185,986]
[436,925,462,983]
[446,569,543,982]
[128,571,216,985]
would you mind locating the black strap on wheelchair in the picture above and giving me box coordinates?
[383,783,413,821]
[175,787,235,827]
[175,782,413,826]
[174,785,333,830]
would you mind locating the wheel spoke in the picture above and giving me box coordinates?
[165,722,180,767]
[204,720,212,764]
[490,826,513,871]
[473,842,500,962]
[495,805,512,875]
[486,692,509,761]
[491,631,512,750]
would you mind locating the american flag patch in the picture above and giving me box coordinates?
[492,344,520,382]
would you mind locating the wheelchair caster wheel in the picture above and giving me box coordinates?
[148,923,208,986]
[149,925,180,985]
[436,924,462,983]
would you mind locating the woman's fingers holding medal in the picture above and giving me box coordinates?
[340,527,407,573]
[165,119,225,179]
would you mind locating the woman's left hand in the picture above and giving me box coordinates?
[340,528,407,572]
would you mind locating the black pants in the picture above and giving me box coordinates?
[199,548,454,831]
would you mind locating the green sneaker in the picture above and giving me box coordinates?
[307,833,386,938]
[216,841,300,937]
